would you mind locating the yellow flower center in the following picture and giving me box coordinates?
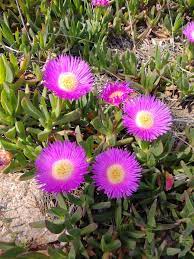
[109,91,124,99]
[58,72,77,91]
[52,159,74,180]
[136,111,154,129]
[107,164,125,184]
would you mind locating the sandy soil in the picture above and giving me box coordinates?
[0,173,58,247]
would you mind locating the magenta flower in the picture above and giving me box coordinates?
[183,21,194,43]
[101,82,134,107]
[35,141,88,193]
[92,0,110,7]
[43,55,94,100]
[123,95,172,141]
[92,148,141,199]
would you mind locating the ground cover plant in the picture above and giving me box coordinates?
[0,0,193,258]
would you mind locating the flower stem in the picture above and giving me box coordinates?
[102,252,111,259]
[115,199,122,231]
[86,206,93,224]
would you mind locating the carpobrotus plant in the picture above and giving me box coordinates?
[123,95,172,141]
[100,82,134,107]
[92,0,110,7]
[92,148,142,199]
[35,141,88,193]
[183,21,194,43]
[1,1,194,257]
[43,55,94,100]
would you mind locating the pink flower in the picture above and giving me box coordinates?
[183,22,194,43]
[35,141,88,193]
[100,82,134,107]
[43,55,94,100]
[123,95,172,141]
[92,148,141,199]
[92,0,110,7]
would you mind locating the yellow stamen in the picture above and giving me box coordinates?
[52,159,74,180]
[58,72,77,91]
[109,91,124,99]
[107,164,125,184]
[136,111,154,129]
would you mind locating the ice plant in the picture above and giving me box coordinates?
[92,148,141,199]
[92,0,110,7]
[101,82,134,107]
[43,55,94,100]
[123,95,172,141]
[35,141,88,193]
[183,21,194,43]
